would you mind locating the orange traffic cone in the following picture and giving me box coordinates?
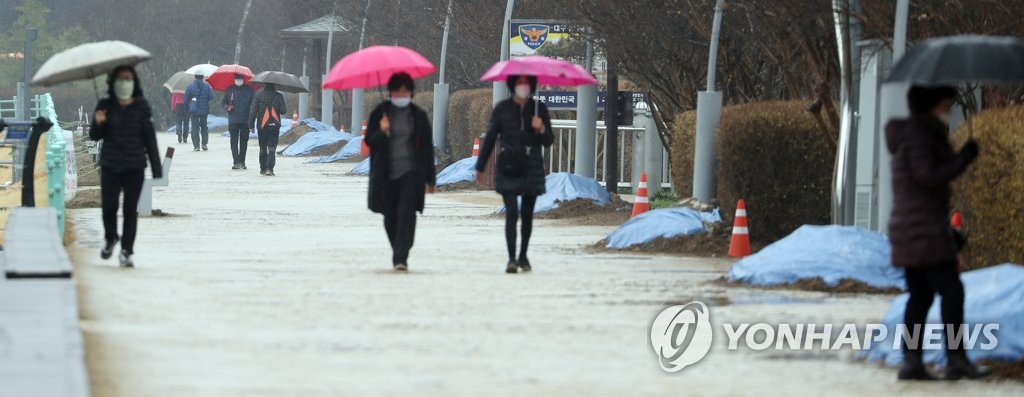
[360,120,370,157]
[631,173,650,217]
[728,199,752,257]
[472,137,481,157]
[292,111,298,124]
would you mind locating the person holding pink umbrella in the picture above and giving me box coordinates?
[475,75,554,274]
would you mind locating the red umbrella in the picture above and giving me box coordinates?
[207,64,255,91]
[323,45,435,90]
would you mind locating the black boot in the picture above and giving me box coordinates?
[946,351,993,380]
[898,351,937,381]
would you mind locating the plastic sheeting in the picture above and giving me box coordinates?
[436,156,477,186]
[349,158,371,176]
[218,118,296,138]
[605,207,722,249]
[168,115,230,133]
[281,130,356,157]
[865,263,1024,367]
[308,136,363,163]
[727,225,906,289]
[496,173,610,214]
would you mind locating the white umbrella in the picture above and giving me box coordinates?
[31,40,151,86]
[185,63,218,78]
[163,71,193,93]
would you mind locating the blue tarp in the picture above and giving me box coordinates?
[281,130,356,157]
[350,158,371,175]
[497,173,610,214]
[865,263,1024,366]
[168,115,230,133]
[727,225,906,289]
[436,157,477,186]
[218,118,296,138]
[605,207,722,249]
[308,136,363,163]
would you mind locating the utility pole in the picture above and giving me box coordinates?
[492,0,515,105]
[691,0,724,202]
[876,0,910,234]
[432,0,454,154]
[604,56,619,194]
[350,0,372,134]
[323,2,340,126]
[575,36,597,178]
[19,28,38,121]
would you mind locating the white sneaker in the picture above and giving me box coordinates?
[119,250,134,268]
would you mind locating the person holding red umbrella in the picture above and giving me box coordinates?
[475,75,554,274]
[221,73,255,170]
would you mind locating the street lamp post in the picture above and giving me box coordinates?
[492,0,515,105]
[875,0,910,234]
[691,0,724,203]
[350,0,372,134]
[432,0,454,154]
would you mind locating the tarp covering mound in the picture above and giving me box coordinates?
[436,156,477,186]
[605,207,722,249]
[727,225,905,289]
[349,158,371,176]
[865,264,1024,366]
[309,136,363,163]
[218,118,296,138]
[282,130,356,157]
[497,173,610,214]
[169,115,230,133]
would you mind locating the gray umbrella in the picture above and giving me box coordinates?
[163,71,193,93]
[32,40,151,86]
[250,71,308,93]
[885,35,1024,85]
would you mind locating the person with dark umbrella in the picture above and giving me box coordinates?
[90,65,162,268]
[222,73,255,170]
[365,72,436,271]
[475,75,553,274]
[248,83,286,176]
[885,85,990,381]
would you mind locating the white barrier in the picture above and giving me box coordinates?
[139,147,174,217]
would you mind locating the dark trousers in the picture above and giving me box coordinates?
[229,123,249,165]
[190,113,209,148]
[258,126,280,172]
[902,262,966,357]
[502,193,538,262]
[175,108,187,140]
[101,168,145,254]
[383,172,419,265]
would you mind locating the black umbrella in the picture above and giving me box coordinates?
[250,71,308,93]
[885,35,1024,85]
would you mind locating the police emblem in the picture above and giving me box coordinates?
[519,24,550,50]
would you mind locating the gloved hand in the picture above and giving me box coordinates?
[960,139,979,165]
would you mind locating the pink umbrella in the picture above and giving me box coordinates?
[208,64,255,92]
[480,56,597,86]
[323,45,436,90]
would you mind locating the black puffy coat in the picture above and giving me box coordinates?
[885,115,971,267]
[365,101,436,215]
[475,98,553,195]
[90,97,162,177]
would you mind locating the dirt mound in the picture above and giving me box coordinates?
[308,141,347,158]
[982,359,1024,382]
[538,195,632,226]
[713,276,903,295]
[437,181,478,192]
[593,222,733,257]
[66,188,101,209]
[278,123,315,147]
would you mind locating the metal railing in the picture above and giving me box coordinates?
[546,119,672,190]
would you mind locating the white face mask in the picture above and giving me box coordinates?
[234,78,244,86]
[114,79,134,100]
[514,84,532,99]
[391,97,411,108]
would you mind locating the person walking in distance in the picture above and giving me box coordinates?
[184,73,214,151]
[885,86,989,381]
[475,75,553,274]
[365,72,437,272]
[249,83,286,176]
[222,73,255,170]
[89,65,163,268]
[171,91,187,144]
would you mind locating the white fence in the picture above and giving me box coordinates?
[545,119,671,190]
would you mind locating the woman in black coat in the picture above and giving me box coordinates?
[90,65,163,268]
[885,85,987,381]
[475,75,554,273]
[365,72,437,271]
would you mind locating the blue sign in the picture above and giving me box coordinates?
[3,121,32,141]
[535,91,647,110]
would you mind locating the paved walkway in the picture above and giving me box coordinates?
[68,133,1024,396]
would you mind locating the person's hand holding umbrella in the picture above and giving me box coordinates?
[380,114,391,137]
[531,116,545,134]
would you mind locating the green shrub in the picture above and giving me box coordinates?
[446,88,493,160]
[951,106,1024,270]
[670,101,834,246]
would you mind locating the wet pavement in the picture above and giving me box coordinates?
[68,134,1024,396]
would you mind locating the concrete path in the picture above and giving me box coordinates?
[68,133,1024,397]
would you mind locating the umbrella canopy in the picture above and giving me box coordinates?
[251,71,308,93]
[885,35,1024,86]
[323,45,436,90]
[31,40,151,86]
[185,63,218,78]
[480,56,597,86]
[163,71,193,93]
[208,64,255,91]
